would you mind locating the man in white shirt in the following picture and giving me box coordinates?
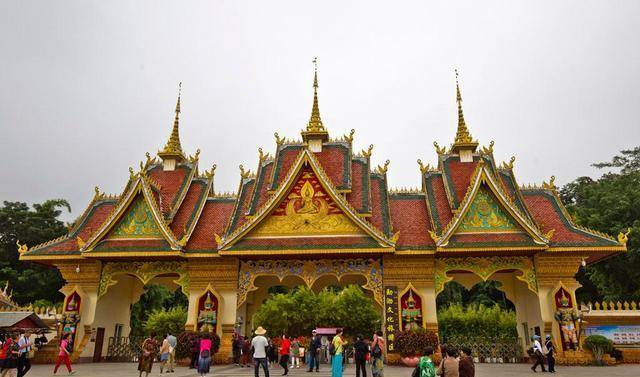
[531,335,547,372]
[17,330,32,377]
[252,326,270,377]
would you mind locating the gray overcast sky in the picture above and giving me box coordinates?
[1,1,639,221]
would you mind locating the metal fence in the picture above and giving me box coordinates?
[106,337,145,362]
[444,337,524,363]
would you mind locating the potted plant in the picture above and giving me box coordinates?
[583,335,613,365]
[393,329,439,367]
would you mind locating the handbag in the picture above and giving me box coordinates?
[411,365,420,377]
[201,349,211,359]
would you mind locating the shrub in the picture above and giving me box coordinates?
[176,331,220,359]
[394,329,439,356]
[583,335,613,365]
[143,306,187,337]
[437,304,517,342]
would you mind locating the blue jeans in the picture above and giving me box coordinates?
[255,357,269,377]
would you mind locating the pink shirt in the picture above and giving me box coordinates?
[200,339,212,352]
[59,340,68,356]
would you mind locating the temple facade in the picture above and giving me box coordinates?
[19,68,627,363]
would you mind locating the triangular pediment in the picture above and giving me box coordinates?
[435,162,547,248]
[247,167,366,238]
[81,176,182,252]
[107,196,164,239]
[220,149,394,250]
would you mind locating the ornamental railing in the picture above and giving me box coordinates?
[106,336,145,362]
[583,301,640,311]
[442,337,524,363]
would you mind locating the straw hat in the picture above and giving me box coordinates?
[255,326,267,335]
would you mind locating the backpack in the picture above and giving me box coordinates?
[371,341,382,358]
[328,342,336,356]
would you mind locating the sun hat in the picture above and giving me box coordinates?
[255,326,267,335]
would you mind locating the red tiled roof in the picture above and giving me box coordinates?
[314,144,350,189]
[389,194,434,249]
[186,198,236,251]
[369,175,390,236]
[442,156,479,207]
[248,162,274,215]
[170,179,207,238]
[347,159,369,213]
[425,174,453,233]
[147,164,191,215]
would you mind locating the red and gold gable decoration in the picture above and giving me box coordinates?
[64,291,81,313]
[400,289,423,331]
[458,187,520,233]
[197,291,218,333]
[248,167,365,238]
[554,287,574,309]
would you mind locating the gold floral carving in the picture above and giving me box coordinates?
[98,261,189,297]
[237,258,383,308]
[435,256,537,295]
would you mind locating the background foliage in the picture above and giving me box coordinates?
[0,200,69,305]
[130,284,188,337]
[394,329,439,356]
[560,147,640,302]
[252,285,381,337]
[143,306,188,337]
[437,304,518,342]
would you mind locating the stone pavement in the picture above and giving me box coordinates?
[26,362,640,377]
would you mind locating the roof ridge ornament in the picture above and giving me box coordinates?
[158,82,186,161]
[301,57,329,143]
[451,70,479,153]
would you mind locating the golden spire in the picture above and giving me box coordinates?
[158,82,186,161]
[451,70,478,153]
[302,57,329,142]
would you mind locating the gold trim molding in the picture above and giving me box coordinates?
[98,261,189,297]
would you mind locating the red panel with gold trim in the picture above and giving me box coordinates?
[400,289,423,331]
[197,291,218,333]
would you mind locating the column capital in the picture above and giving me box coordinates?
[383,255,435,286]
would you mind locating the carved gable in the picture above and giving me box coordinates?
[247,167,365,238]
[108,196,163,239]
[457,187,520,234]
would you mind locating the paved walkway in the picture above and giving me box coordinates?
[26,362,640,377]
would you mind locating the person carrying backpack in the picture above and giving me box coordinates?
[415,346,436,377]
[53,333,75,375]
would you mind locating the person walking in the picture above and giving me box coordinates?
[137,332,158,377]
[0,335,10,376]
[242,337,252,367]
[16,331,32,377]
[252,327,270,377]
[330,329,346,377]
[307,330,321,373]
[159,335,170,374]
[167,332,177,373]
[279,334,291,376]
[197,332,213,377]
[233,333,241,366]
[458,347,474,377]
[370,331,385,377]
[530,336,546,373]
[353,334,369,377]
[436,346,459,377]
[189,334,201,369]
[1,334,19,377]
[545,335,555,373]
[417,346,436,377]
[53,333,75,375]
[290,337,300,369]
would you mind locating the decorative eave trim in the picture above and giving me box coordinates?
[219,247,395,256]
[82,251,185,258]
[436,245,547,252]
[435,161,548,247]
[81,175,182,252]
[19,254,84,261]
[546,246,627,253]
[223,175,256,236]
[394,249,436,255]
[219,149,396,250]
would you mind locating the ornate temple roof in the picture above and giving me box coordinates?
[20,69,627,263]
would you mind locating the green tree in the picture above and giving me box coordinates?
[560,147,640,302]
[0,200,70,305]
[144,306,188,337]
[252,285,381,337]
[130,285,188,336]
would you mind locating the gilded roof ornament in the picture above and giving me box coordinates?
[188,149,201,163]
[204,164,217,179]
[481,141,495,155]
[344,129,355,143]
[376,160,390,174]
[158,82,186,161]
[362,144,374,158]
[542,175,556,190]
[417,159,432,174]
[239,164,251,179]
[618,228,631,246]
[274,132,284,146]
[433,141,446,155]
[301,57,329,142]
[16,240,28,254]
[451,70,479,153]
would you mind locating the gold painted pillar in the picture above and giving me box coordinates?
[187,257,238,363]
[383,255,437,332]
[535,254,582,356]
[55,261,102,361]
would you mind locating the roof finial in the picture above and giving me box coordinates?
[302,57,329,142]
[158,82,186,161]
[451,70,478,153]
